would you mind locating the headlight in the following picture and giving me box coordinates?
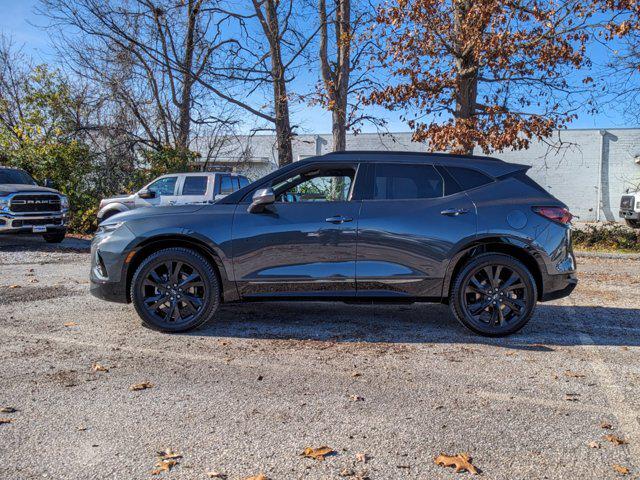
[60,195,69,209]
[96,221,124,235]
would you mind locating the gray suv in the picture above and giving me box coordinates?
[90,151,577,337]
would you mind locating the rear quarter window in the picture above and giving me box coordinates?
[444,166,494,191]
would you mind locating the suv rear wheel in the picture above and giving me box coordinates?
[450,253,537,337]
[131,247,220,332]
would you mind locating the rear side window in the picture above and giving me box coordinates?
[239,176,250,188]
[372,164,444,200]
[181,176,208,195]
[220,175,234,194]
[445,166,493,191]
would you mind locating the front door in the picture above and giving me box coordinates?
[356,162,477,298]
[136,175,180,208]
[231,163,362,298]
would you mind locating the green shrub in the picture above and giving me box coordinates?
[573,223,640,252]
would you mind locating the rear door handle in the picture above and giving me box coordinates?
[325,215,353,224]
[440,208,469,216]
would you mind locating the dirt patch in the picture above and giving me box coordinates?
[0,285,77,305]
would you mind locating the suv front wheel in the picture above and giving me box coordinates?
[450,253,537,337]
[131,247,220,332]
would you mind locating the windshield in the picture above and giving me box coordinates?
[0,168,36,185]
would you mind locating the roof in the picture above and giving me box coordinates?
[301,150,528,178]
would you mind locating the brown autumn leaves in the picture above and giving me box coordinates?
[367,0,640,154]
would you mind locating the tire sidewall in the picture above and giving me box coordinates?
[450,254,537,337]
[131,248,220,332]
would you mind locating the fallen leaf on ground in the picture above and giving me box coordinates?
[77,426,87,431]
[600,422,613,429]
[206,471,227,479]
[92,363,109,373]
[0,418,13,424]
[564,370,586,378]
[613,464,630,475]
[434,453,479,475]
[340,468,355,477]
[0,407,17,413]
[130,382,153,391]
[565,393,580,401]
[301,446,335,461]
[604,434,628,446]
[588,441,601,449]
[8,285,21,289]
[151,459,178,475]
[349,394,364,402]
[244,474,268,480]
[351,372,362,377]
[29,278,39,283]
[63,322,79,327]
[157,449,182,460]
[355,452,368,463]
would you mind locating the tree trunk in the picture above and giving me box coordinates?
[176,0,198,152]
[319,0,351,153]
[453,0,478,155]
[262,0,293,166]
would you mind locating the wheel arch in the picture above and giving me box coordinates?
[442,236,544,302]
[98,203,129,221]
[124,234,238,303]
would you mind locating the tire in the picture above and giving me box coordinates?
[625,219,640,229]
[43,231,66,243]
[130,247,220,332]
[449,253,538,337]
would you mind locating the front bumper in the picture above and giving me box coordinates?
[619,210,639,220]
[90,223,137,303]
[0,212,67,234]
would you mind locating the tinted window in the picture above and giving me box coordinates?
[220,175,234,195]
[373,164,443,200]
[147,176,177,196]
[181,176,208,195]
[445,167,493,191]
[239,177,250,188]
[0,168,36,185]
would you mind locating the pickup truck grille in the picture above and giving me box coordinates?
[9,194,61,213]
[12,218,63,227]
[620,195,634,210]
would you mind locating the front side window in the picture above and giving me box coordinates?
[147,176,177,196]
[373,164,443,200]
[273,167,355,203]
[182,176,208,195]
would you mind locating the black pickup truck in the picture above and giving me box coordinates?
[0,166,69,243]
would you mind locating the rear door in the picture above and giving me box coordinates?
[356,162,477,298]
[176,175,211,205]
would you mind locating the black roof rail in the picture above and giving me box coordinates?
[322,150,503,162]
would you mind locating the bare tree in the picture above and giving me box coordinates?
[39,0,240,159]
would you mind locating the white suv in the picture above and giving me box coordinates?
[97,172,250,222]
[620,190,640,228]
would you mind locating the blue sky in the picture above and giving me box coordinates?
[1,0,636,134]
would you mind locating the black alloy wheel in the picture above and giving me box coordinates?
[450,253,537,336]
[131,247,220,332]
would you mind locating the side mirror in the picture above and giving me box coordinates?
[138,189,156,199]
[248,187,275,213]
[44,178,55,189]
[626,188,630,194]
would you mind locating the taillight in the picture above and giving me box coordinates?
[532,206,573,224]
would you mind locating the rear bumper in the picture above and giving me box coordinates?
[619,210,639,220]
[540,273,578,302]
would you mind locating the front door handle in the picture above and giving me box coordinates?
[440,208,469,216]
[325,215,353,224]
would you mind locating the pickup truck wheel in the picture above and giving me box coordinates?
[625,219,640,229]
[42,232,66,243]
[131,247,220,332]
[450,253,537,337]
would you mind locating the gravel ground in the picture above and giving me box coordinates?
[0,235,639,480]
